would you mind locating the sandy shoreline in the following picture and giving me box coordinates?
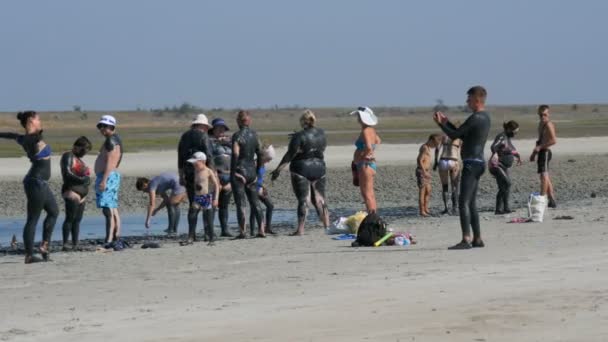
[1,138,608,341]
[1,198,608,341]
[1,137,608,179]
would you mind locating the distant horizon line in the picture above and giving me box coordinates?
[0,101,606,114]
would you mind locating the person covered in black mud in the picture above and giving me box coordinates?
[0,111,59,263]
[270,110,330,236]
[230,110,266,239]
[209,117,235,237]
[60,136,93,251]
[489,120,522,215]
[177,113,215,243]
[434,86,491,250]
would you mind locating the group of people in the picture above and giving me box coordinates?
[1,85,560,262]
[1,113,123,263]
[416,86,557,249]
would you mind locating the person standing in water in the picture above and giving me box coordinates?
[434,86,491,250]
[60,136,92,251]
[251,143,276,235]
[182,152,219,245]
[489,121,522,214]
[416,134,442,217]
[0,111,59,263]
[136,172,186,234]
[231,110,265,238]
[94,115,123,243]
[351,107,381,214]
[177,114,215,242]
[434,135,462,215]
[271,110,330,235]
[530,105,557,208]
[209,118,234,237]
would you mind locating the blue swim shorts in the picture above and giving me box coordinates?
[96,171,121,209]
[193,193,213,209]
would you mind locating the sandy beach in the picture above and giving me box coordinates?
[1,138,608,341]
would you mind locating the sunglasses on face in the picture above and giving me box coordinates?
[97,124,109,129]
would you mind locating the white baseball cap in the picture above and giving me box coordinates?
[97,114,117,128]
[350,106,378,126]
[191,113,211,127]
[187,151,207,163]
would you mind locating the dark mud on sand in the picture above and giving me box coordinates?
[0,154,606,219]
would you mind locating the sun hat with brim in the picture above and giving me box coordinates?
[191,113,211,127]
[187,151,207,163]
[97,115,117,128]
[211,118,229,131]
[350,106,378,126]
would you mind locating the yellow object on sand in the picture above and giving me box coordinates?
[374,232,394,247]
[345,211,367,233]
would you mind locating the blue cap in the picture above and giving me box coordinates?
[211,118,229,131]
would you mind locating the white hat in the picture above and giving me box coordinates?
[350,106,378,126]
[97,114,117,127]
[191,113,211,127]
[187,151,207,163]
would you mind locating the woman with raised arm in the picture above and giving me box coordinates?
[0,111,59,263]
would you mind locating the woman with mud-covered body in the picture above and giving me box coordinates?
[0,111,58,263]
[271,110,329,236]
[60,136,93,251]
[489,120,522,214]
[209,118,235,238]
[351,106,381,214]
[231,110,266,238]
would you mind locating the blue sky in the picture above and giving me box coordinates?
[0,0,606,111]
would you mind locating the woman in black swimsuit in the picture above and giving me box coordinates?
[0,111,58,263]
[60,136,92,251]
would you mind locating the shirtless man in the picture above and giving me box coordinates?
[529,104,557,208]
[416,134,442,217]
[434,135,462,215]
[184,152,219,245]
[94,115,123,243]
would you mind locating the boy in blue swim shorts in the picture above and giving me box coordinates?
[185,152,219,245]
[94,115,124,243]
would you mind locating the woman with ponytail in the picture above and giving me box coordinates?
[0,111,58,263]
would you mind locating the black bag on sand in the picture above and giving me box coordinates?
[352,212,387,247]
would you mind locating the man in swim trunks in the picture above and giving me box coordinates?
[185,152,219,245]
[416,134,442,217]
[178,114,215,242]
[529,104,557,208]
[94,115,123,243]
[434,135,462,215]
[136,172,187,235]
[434,86,491,250]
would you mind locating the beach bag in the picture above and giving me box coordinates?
[344,211,367,234]
[527,193,547,222]
[352,212,387,247]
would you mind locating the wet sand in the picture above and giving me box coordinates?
[1,138,608,341]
